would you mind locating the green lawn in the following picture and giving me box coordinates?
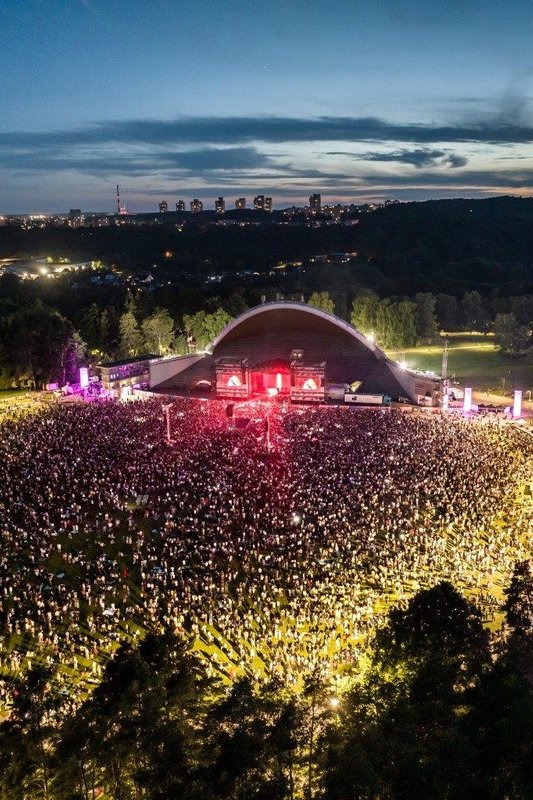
[388,334,533,393]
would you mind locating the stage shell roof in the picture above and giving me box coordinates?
[151,302,435,402]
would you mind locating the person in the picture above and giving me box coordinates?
[0,396,530,708]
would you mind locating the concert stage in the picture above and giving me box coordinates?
[150,302,438,405]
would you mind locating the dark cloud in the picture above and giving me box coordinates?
[350,167,533,190]
[0,147,272,176]
[3,113,533,151]
[334,148,468,168]
[2,112,533,201]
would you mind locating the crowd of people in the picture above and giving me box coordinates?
[0,396,531,708]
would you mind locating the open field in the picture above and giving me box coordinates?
[388,333,533,396]
[0,399,531,712]
[0,389,52,420]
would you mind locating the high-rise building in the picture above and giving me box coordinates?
[175,200,185,212]
[190,199,203,213]
[215,197,225,214]
[254,194,273,212]
[68,209,83,228]
[159,201,168,213]
[235,197,246,210]
[309,193,321,213]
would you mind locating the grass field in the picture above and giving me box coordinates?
[0,390,51,416]
[388,333,533,395]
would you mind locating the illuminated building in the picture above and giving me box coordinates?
[215,197,225,214]
[68,209,83,228]
[175,200,185,212]
[253,194,273,212]
[190,199,203,213]
[159,201,168,213]
[309,193,321,213]
[235,197,246,210]
[98,354,160,398]
[149,301,438,404]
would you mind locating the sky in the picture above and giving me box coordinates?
[2,0,533,212]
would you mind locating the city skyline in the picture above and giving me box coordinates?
[3,0,533,212]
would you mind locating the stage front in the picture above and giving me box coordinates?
[215,357,325,402]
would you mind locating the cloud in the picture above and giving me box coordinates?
[3,113,533,153]
[0,146,273,176]
[3,110,533,209]
[347,166,533,190]
[332,148,468,168]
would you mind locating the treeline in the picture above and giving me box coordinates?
[0,282,531,388]
[2,197,533,297]
[349,289,533,352]
[1,568,532,800]
[0,289,236,387]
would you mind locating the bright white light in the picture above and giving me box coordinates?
[329,697,339,709]
[366,332,375,343]
[292,513,301,525]
[398,360,407,370]
[513,389,522,418]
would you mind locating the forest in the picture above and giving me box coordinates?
[1,575,532,800]
[0,196,532,387]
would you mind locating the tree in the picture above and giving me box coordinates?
[123,289,138,318]
[414,293,438,343]
[141,308,175,355]
[374,299,417,349]
[202,308,233,346]
[118,311,142,357]
[509,295,533,328]
[55,633,212,800]
[350,290,379,334]
[462,291,489,331]
[182,310,207,351]
[79,303,103,351]
[61,331,87,385]
[493,313,530,355]
[307,292,334,315]
[8,301,80,387]
[435,293,460,331]
[466,564,533,800]
[0,667,59,800]
[223,292,248,318]
[374,298,393,348]
[394,300,417,348]
[98,309,111,354]
[322,584,491,800]
[505,561,533,638]
[200,678,303,800]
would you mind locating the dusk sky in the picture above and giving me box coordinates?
[3,0,533,212]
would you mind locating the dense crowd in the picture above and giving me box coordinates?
[0,397,531,707]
